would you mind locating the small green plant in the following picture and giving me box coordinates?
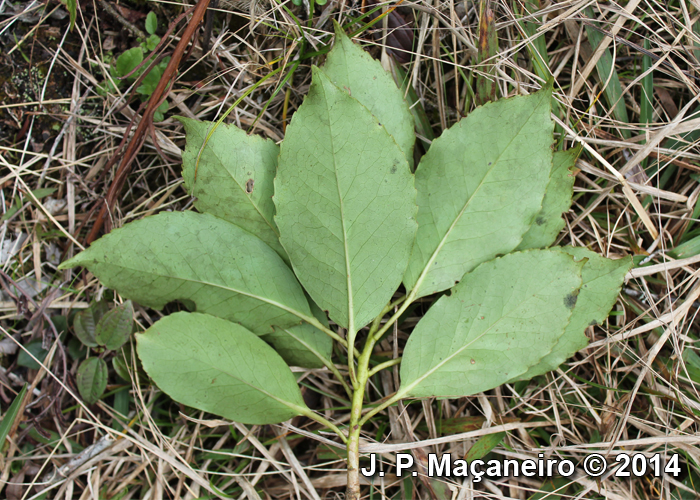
[71,300,134,404]
[61,23,632,498]
[98,12,169,121]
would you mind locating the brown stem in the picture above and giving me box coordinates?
[87,0,211,244]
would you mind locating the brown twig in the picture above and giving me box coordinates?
[86,0,212,244]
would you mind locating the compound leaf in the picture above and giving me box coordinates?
[95,300,134,351]
[263,302,333,369]
[517,148,578,250]
[137,312,308,425]
[403,88,554,298]
[321,22,415,167]
[399,250,583,399]
[60,211,311,334]
[179,117,287,261]
[77,358,108,405]
[275,68,417,335]
[515,247,632,380]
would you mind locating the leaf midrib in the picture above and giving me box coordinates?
[321,79,355,336]
[398,266,576,398]
[152,336,307,417]
[97,261,312,324]
[412,101,546,295]
[196,127,280,238]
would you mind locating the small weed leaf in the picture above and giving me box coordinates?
[399,250,584,399]
[95,300,134,351]
[136,57,170,96]
[464,432,506,462]
[514,247,633,380]
[275,67,417,337]
[113,344,145,382]
[517,148,579,250]
[73,301,109,348]
[63,0,77,31]
[114,47,144,78]
[322,22,415,167]
[178,117,286,261]
[136,312,309,424]
[59,212,312,334]
[403,87,554,299]
[145,12,158,35]
[0,384,27,452]
[17,340,49,370]
[77,358,108,405]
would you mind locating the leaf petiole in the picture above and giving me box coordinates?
[297,407,349,444]
[367,357,401,378]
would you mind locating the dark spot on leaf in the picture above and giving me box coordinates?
[589,320,599,327]
[564,293,578,309]
[390,165,397,174]
[470,359,475,364]
[245,179,254,194]
[535,216,545,226]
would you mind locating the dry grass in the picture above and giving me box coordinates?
[1,0,700,498]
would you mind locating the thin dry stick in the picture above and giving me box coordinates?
[87,0,212,243]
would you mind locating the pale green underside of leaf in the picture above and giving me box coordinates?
[321,22,415,167]
[403,88,554,299]
[275,68,417,332]
[515,247,632,380]
[59,211,311,334]
[517,148,578,250]
[178,117,287,260]
[262,301,333,369]
[137,312,308,425]
[399,249,583,399]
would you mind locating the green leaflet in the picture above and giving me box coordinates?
[399,250,583,399]
[403,88,554,299]
[59,211,311,334]
[515,247,632,380]
[179,117,287,261]
[262,302,333,369]
[321,22,415,167]
[137,312,308,425]
[517,148,578,250]
[77,358,108,405]
[275,67,417,334]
